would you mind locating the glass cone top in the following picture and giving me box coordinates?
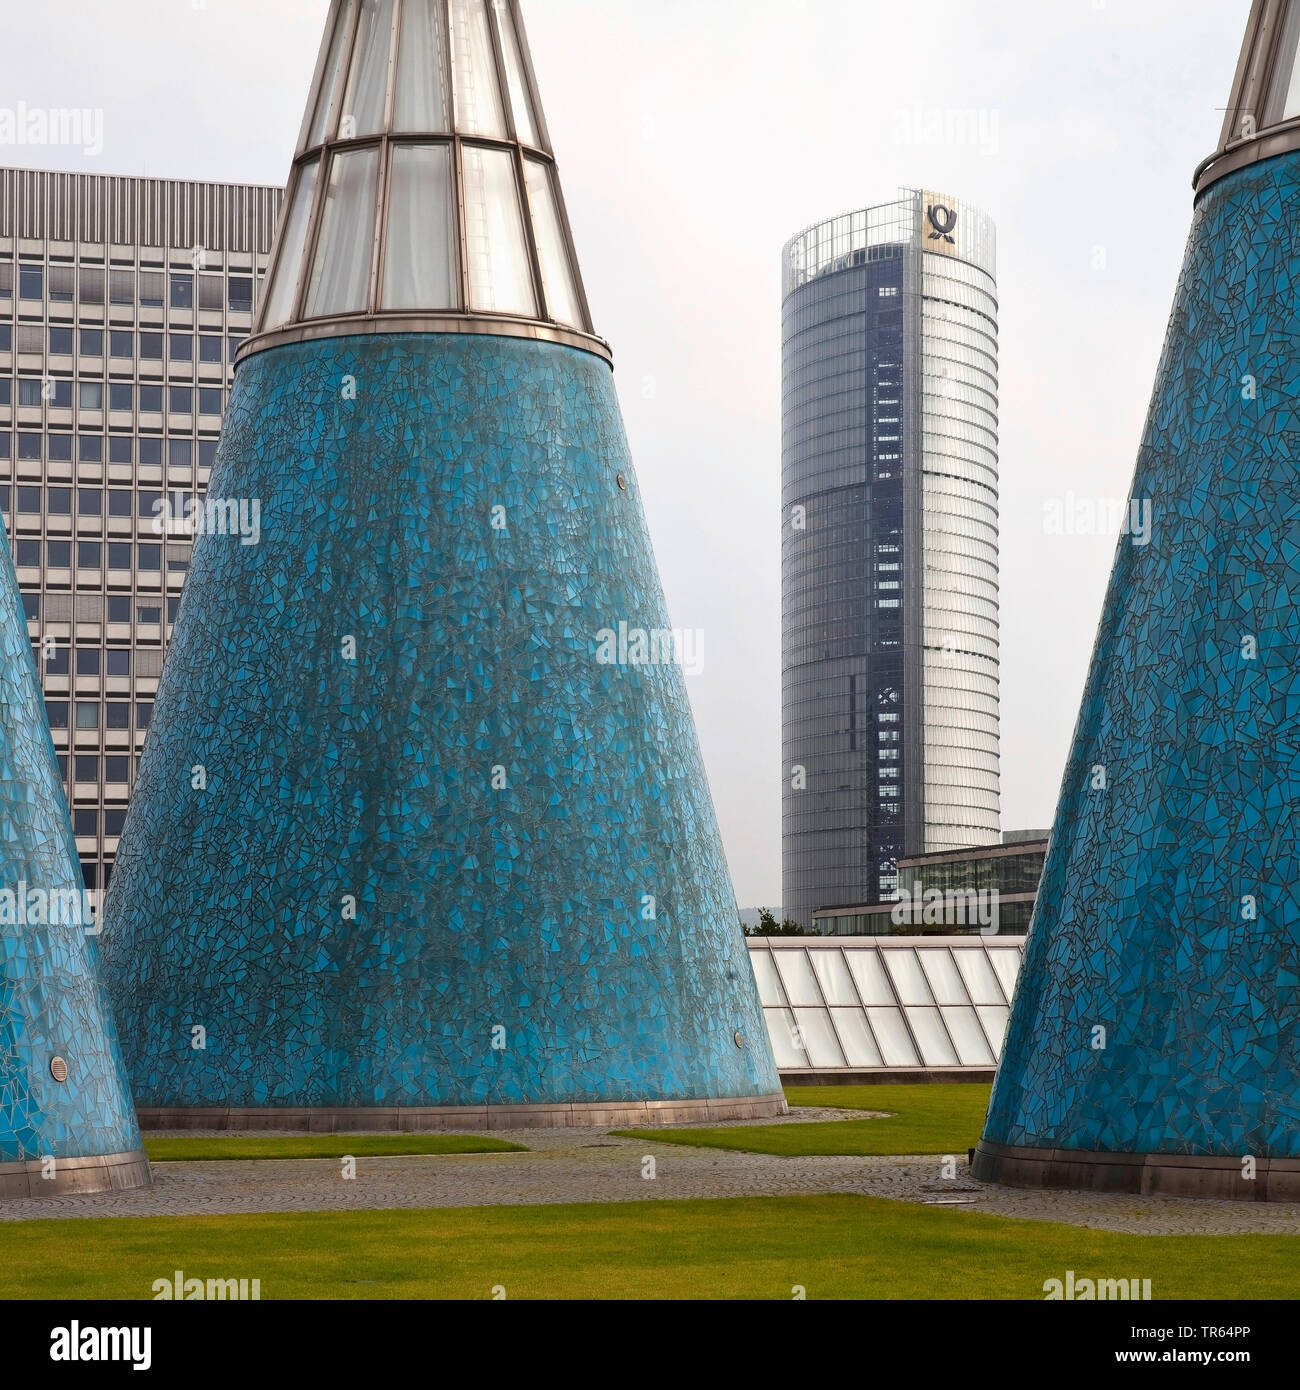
[1196,0,1300,193]
[249,0,603,361]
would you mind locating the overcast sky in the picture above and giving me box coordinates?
[0,0,1252,907]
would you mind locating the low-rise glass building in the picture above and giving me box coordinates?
[812,831,1048,936]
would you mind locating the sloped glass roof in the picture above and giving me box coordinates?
[250,0,597,354]
[747,937,1026,1071]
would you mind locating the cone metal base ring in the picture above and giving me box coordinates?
[0,1148,152,1200]
[973,1139,1300,1202]
[137,1094,789,1132]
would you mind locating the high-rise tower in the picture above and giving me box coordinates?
[101,0,782,1129]
[781,192,1000,928]
[0,515,148,1197]
[976,0,1300,1199]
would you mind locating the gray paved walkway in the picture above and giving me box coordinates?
[4,1110,1300,1233]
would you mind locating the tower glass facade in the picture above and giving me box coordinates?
[781,191,1000,928]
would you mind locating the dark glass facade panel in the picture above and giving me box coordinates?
[783,249,909,926]
[897,848,1046,898]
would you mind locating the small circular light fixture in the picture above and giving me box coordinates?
[616,474,628,491]
[50,1056,69,1083]
[733,1031,745,1049]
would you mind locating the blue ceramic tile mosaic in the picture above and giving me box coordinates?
[0,522,143,1162]
[102,333,780,1110]
[984,155,1300,1158]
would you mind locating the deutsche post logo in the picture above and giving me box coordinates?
[927,203,958,244]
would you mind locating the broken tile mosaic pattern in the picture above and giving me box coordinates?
[0,522,143,1163]
[983,155,1300,1158]
[102,333,780,1111]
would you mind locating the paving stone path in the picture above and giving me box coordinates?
[5,1109,1300,1235]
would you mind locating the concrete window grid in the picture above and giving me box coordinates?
[0,176,279,890]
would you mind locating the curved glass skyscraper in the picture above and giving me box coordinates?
[782,191,1000,928]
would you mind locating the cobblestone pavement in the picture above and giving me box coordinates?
[4,1111,1300,1234]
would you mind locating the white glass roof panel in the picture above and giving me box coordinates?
[940,1005,995,1066]
[905,1006,958,1067]
[493,0,540,145]
[341,0,398,138]
[866,1007,919,1067]
[844,948,897,1005]
[988,948,1022,1004]
[831,1008,883,1068]
[382,144,458,310]
[462,143,537,316]
[304,146,381,318]
[748,950,784,1007]
[774,948,822,1006]
[809,948,858,1005]
[450,0,508,138]
[395,0,452,131]
[953,946,1004,1005]
[794,1009,846,1069]
[763,1007,806,1069]
[261,158,320,331]
[976,1004,1010,1054]
[883,949,934,1006]
[917,948,966,1005]
[307,3,355,148]
[524,159,582,328]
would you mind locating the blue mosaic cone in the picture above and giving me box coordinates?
[977,85,1300,1195]
[101,0,782,1124]
[0,521,149,1195]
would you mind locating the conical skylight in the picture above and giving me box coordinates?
[1198,0,1300,192]
[252,0,597,348]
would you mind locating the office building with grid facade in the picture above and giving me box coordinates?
[0,167,281,903]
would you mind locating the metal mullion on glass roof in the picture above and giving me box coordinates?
[367,0,403,320]
[302,141,385,321]
[916,983,964,1071]
[296,0,348,155]
[479,0,545,321]
[505,0,549,153]
[383,0,404,134]
[369,136,393,317]
[293,147,334,324]
[314,0,365,150]
[836,945,893,1068]
[844,946,900,1062]
[767,944,793,1010]
[481,0,514,142]
[539,156,593,333]
[955,943,1002,1059]
[256,156,320,335]
[512,145,547,323]
[450,136,471,314]
[876,946,931,1068]
[798,943,849,1069]
[758,942,804,1068]
[354,2,404,319]
[252,162,298,335]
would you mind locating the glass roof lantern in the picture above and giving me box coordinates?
[245,0,605,364]
[1196,0,1300,194]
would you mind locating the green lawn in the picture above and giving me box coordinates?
[612,1084,991,1157]
[0,1194,1292,1300]
[144,1135,526,1162]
